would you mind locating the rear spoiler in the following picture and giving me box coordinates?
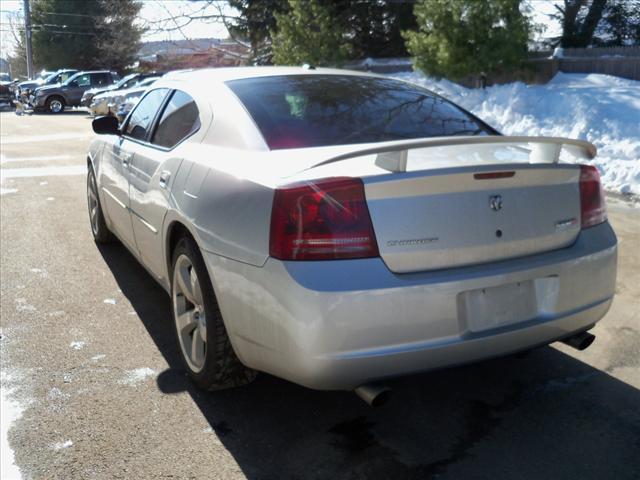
[307,136,597,173]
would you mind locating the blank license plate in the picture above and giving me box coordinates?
[459,280,539,332]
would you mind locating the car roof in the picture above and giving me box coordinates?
[163,66,381,86]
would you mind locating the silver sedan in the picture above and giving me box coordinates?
[87,67,617,404]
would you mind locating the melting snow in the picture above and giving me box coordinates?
[69,341,86,350]
[51,440,73,451]
[1,373,25,480]
[120,368,157,386]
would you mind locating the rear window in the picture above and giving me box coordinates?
[226,75,494,150]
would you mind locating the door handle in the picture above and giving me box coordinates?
[121,153,132,168]
[159,170,171,189]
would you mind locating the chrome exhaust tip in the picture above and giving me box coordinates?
[354,383,391,407]
[561,331,595,351]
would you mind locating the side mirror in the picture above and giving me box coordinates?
[92,115,121,136]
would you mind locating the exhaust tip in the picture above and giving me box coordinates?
[354,383,391,407]
[561,331,595,351]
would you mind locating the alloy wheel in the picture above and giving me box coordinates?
[49,99,63,113]
[173,254,207,373]
[87,172,99,235]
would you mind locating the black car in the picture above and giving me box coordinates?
[31,70,119,113]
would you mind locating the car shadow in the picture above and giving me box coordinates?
[97,242,640,480]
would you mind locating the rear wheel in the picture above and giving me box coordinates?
[87,167,114,243]
[171,236,256,390]
[46,96,65,114]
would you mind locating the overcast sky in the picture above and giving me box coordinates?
[1,0,561,59]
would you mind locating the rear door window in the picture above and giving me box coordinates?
[91,73,110,86]
[124,88,170,142]
[226,75,495,150]
[151,90,200,149]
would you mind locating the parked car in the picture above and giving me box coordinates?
[89,76,160,118]
[14,68,78,103]
[81,72,162,108]
[86,68,616,405]
[30,70,119,113]
[0,78,14,109]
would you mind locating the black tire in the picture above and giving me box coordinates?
[45,96,65,114]
[87,167,114,244]
[171,236,257,390]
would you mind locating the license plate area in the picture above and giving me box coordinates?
[457,278,557,333]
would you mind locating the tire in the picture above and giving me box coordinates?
[45,96,65,114]
[171,236,256,390]
[87,167,114,244]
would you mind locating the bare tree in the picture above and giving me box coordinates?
[553,0,608,47]
[141,0,250,62]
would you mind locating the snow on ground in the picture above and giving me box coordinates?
[120,367,157,386]
[393,72,640,196]
[1,372,24,480]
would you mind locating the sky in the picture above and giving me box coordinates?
[1,0,562,59]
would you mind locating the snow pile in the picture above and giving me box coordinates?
[393,71,640,196]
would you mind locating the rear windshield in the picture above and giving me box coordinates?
[226,75,495,150]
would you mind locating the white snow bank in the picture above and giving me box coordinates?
[392,71,640,196]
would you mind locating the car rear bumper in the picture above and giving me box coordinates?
[203,222,617,390]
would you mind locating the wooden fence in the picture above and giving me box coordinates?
[350,46,640,85]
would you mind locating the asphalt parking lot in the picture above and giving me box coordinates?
[1,110,639,480]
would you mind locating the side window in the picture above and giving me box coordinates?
[122,77,138,89]
[124,88,169,141]
[58,72,72,83]
[91,73,110,86]
[151,90,200,149]
[74,74,91,87]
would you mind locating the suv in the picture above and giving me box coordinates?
[31,70,119,113]
[81,72,163,107]
[15,69,78,103]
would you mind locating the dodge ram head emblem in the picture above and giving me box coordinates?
[489,195,503,211]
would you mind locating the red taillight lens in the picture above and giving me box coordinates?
[269,177,379,260]
[579,165,607,228]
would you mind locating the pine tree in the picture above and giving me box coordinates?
[228,0,289,64]
[404,0,531,81]
[31,0,144,72]
[333,0,416,58]
[271,0,351,66]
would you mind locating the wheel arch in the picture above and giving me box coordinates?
[164,218,202,284]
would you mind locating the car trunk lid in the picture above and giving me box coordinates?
[364,163,582,273]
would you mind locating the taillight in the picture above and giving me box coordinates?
[269,177,379,260]
[579,165,607,228]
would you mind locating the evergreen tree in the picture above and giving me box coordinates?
[271,0,351,66]
[333,0,416,58]
[228,0,289,64]
[31,0,144,72]
[404,0,531,81]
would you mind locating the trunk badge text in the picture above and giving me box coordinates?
[387,237,439,247]
[489,195,503,211]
